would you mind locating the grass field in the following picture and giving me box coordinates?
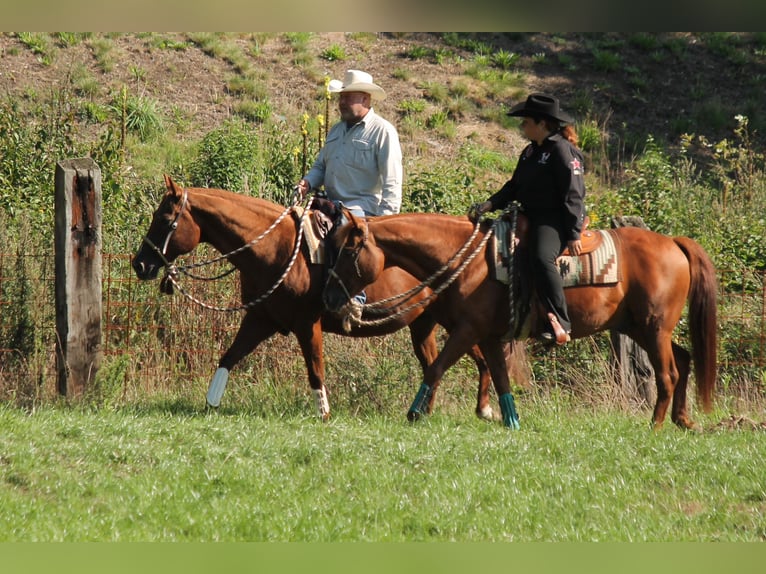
[1,393,764,542]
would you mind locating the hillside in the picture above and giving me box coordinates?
[2,31,765,187]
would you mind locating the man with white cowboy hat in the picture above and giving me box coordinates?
[296,69,402,218]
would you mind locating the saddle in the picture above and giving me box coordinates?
[292,197,344,265]
[491,212,621,342]
[516,212,602,255]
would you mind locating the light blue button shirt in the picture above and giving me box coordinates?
[304,108,403,216]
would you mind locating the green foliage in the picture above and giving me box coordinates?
[577,118,604,153]
[233,99,272,124]
[591,49,621,72]
[16,32,55,65]
[404,45,431,60]
[188,118,260,192]
[491,49,520,70]
[320,44,346,61]
[404,163,482,214]
[420,81,448,104]
[0,94,85,233]
[226,76,267,99]
[87,35,115,72]
[111,89,165,142]
[628,32,661,51]
[397,98,426,116]
[441,32,492,56]
[425,110,449,129]
[391,68,411,81]
[55,32,91,47]
[258,122,305,202]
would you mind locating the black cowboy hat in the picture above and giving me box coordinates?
[507,93,574,124]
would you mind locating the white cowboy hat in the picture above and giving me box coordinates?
[327,69,386,100]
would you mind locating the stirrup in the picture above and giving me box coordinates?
[546,313,571,345]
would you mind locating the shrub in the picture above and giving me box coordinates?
[233,99,272,124]
[188,119,260,192]
[320,44,346,61]
[404,163,483,215]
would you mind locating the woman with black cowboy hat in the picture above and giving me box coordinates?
[469,93,586,345]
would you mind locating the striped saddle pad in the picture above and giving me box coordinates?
[492,221,621,287]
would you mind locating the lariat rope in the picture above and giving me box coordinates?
[336,211,512,331]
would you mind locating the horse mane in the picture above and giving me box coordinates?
[184,186,284,217]
[366,213,488,261]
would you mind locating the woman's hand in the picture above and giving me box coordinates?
[568,239,582,256]
[467,201,492,222]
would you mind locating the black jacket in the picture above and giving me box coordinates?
[488,133,586,241]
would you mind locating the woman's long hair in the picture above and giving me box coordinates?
[542,117,579,147]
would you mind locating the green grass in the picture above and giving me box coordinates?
[1,398,763,542]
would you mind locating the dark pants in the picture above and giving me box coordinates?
[528,215,571,333]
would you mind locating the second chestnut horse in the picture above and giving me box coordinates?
[323,210,718,430]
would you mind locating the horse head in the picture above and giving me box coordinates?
[322,210,385,313]
[131,174,202,290]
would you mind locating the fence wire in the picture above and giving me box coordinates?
[0,251,764,393]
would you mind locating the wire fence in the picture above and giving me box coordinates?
[0,249,764,400]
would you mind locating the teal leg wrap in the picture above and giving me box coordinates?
[499,393,520,430]
[408,383,432,420]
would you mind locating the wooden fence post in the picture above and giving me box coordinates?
[54,158,102,398]
[609,215,656,406]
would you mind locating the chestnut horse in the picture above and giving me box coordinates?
[322,211,718,430]
[131,176,497,420]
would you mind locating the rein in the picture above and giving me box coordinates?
[142,188,313,312]
[332,214,502,331]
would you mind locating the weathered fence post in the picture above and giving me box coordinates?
[609,215,656,406]
[54,158,102,398]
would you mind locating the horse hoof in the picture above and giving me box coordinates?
[407,410,422,423]
[675,418,701,432]
[476,406,498,422]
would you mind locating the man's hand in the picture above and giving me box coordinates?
[296,179,311,199]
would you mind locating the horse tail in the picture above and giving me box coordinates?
[673,236,718,412]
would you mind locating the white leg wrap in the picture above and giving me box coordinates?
[206,367,229,408]
[312,386,330,420]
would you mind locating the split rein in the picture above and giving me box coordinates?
[141,188,312,313]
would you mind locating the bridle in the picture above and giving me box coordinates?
[325,224,368,303]
[141,187,189,265]
[327,215,499,332]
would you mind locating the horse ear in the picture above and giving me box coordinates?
[164,174,182,198]
[346,209,359,227]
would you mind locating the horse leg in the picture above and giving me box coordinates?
[294,319,330,421]
[207,311,277,408]
[467,345,496,421]
[406,315,441,415]
[646,334,680,429]
[407,324,477,422]
[670,342,696,430]
[407,315,494,421]
[478,339,520,429]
